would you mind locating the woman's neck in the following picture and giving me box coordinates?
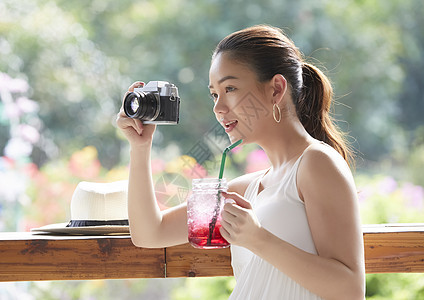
[258,118,314,168]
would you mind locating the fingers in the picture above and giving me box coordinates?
[219,223,231,242]
[222,191,252,209]
[128,81,145,92]
[220,192,259,247]
[116,110,143,135]
[221,207,237,223]
[220,203,250,245]
[220,207,236,243]
[221,192,252,223]
[221,203,251,235]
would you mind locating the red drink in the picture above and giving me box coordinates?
[187,178,230,249]
[188,220,229,248]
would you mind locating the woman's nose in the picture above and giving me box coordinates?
[213,96,229,115]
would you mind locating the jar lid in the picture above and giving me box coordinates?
[192,178,227,190]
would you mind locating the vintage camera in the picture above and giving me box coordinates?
[123,81,180,124]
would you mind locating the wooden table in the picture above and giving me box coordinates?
[1,224,423,282]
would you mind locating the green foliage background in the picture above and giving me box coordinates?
[1,0,423,173]
[1,0,424,299]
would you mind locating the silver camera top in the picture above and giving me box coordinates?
[134,81,179,100]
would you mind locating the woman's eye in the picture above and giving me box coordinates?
[225,86,236,93]
[210,92,218,101]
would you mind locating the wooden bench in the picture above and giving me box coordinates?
[0,224,423,281]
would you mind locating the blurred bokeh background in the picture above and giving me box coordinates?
[1,0,423,299]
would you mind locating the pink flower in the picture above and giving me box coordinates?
[23,162,39,178]
[357,187,373,204]
[4,101,21,119]
[18,124,40,144]
[245,149,270,173]
[402,183,424,210]
[183,163,208,179]
[378,177,398,195]
[68,146,101,179]
[0,72,29,93]
[230,145,242,154]
[16,97,39,114]
[151,158,166,174]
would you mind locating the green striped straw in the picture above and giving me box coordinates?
[218,139,243,179]
[207,139,243,245]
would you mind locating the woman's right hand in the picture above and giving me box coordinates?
[116,81,157,148]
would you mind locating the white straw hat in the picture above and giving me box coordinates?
[31,180,130,235]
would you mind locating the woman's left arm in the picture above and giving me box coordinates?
[220,148,365,300]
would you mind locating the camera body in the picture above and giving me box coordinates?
[123,81,180,124]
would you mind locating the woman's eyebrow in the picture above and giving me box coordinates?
[208,75,239,89]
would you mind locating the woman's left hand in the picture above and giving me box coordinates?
[220,191,262,249]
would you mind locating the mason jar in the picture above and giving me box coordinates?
[187,178,230,249]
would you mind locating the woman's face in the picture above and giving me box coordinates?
[209,52,272,144]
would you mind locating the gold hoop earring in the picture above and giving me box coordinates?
[273,104,281,123]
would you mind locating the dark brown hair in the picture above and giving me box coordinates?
[213,25,354,167]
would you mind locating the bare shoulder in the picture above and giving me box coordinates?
[228,169,268,197]
[301,143,353,178]
[298,143,356,199]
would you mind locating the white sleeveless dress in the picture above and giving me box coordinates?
[229,147,323,299]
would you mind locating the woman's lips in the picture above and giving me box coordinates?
[224,120,238,132]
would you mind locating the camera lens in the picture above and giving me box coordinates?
[130,98,139,114]
[123,92,159,121]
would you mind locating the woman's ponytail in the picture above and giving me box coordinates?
[299,62,354,167]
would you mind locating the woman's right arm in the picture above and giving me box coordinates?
[116,81,188,248]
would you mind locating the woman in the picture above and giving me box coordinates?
[116,25,365,299]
